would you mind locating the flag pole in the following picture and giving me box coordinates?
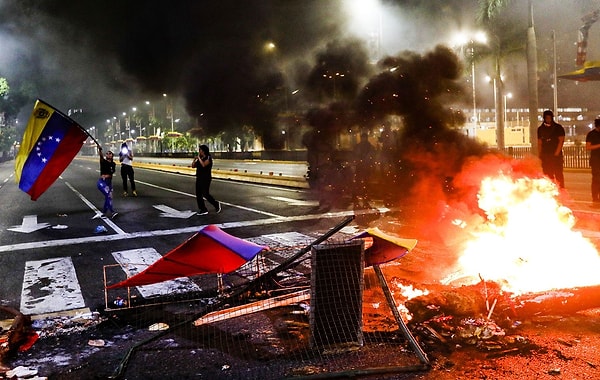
[37,98,102,149]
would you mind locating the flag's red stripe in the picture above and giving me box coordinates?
[27,125,87,200]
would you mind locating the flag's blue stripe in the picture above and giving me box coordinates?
[19,113,71,193]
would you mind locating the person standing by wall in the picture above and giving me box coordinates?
[192,144,221,215]
[537,110,565,188]
[119,142,137,197]
[586,118,600,205]
[97,147,118,218]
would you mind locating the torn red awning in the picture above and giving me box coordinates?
[107,225,268,289]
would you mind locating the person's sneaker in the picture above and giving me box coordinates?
[111,212,119,219]
[132,190,138,197]
[215,202,222,213]
[122,191,128,197]
[198,211,209,216]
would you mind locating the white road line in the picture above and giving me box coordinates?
[135,179,282,218]
[268,196,319,207]
[258,232,314,247]
[110,248,201,298]
[20,257,86,315]
[65,181,126,235]
[0,209,374,253]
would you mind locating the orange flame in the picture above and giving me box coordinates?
[445,174,600,295]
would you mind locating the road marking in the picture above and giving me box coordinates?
[153,204,196,218]
[136,179,282,218]
[8,215,51,233]
[0,209,384,253]
[65,181,126,235]
[21,257,87,315]
[268,196,319,207]
[110,248,201,298]
[258,231,315,247]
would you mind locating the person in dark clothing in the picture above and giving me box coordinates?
[586,118,600,205]
[96,147,118,218]
[353,131,375,208]
[119,142,137,197]
[537,110,565,188]
[191,145,221,215]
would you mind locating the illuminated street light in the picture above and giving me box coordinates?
[452,31,487,125]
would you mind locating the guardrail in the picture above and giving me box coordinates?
[506,145,591,169]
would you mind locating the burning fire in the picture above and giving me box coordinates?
[445,174,600,295]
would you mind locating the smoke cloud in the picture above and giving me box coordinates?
[1,0,599,144]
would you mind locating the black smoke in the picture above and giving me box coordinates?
[0,0,348,147]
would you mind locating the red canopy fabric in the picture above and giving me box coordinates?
[107,225,268,289]
[351,227,417,266]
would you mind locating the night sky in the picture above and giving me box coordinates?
[1,0,599,140]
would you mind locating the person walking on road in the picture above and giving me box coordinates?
[537,110,565,188]
[119,142,137,197]
[97,147,118,218]
[586,118,600,205]
[192,145,221,215]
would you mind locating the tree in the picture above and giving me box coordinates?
[0,78,9,97]
[477,0,536,151]
[526,0,539,154]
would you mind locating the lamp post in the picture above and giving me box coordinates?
[164,94,176,152]
[503,92,513,126]
[452,31,487,126]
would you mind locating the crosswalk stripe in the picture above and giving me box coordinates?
[21,257,86,315]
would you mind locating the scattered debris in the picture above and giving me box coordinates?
[6,365,38,378]
[88,339,105,347]
[31,312,105,338]
[113,297,127,307]
[0,306,36,369]
[94,225,108,234]
[548,368,561,375]
[148,323,169,331]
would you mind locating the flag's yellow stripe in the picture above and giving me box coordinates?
[14,100,56,182]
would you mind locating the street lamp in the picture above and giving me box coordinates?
[322,72,345,100]
[452,31,487,125]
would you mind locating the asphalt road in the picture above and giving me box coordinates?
[0,157,359,319]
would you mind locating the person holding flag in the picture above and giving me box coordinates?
[97,147,118,219]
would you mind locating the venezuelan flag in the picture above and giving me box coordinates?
[15,99,88,201]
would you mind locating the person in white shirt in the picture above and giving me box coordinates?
[119,142,137,197]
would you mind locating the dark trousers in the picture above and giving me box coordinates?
[540,154,564,188]
[592,165,600,202]
[121,164,136,192]
[195,178,218,212]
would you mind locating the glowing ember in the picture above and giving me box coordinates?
[446,174,600,295]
